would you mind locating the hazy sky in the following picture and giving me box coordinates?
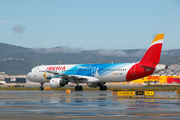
[0,0,180,50]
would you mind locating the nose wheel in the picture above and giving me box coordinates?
[39,82,44,91]
[39,87,44,91]
[75,85,83,91]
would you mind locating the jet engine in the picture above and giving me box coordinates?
[50,78,68,88]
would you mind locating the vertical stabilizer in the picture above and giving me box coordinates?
[126,33,165,81]
[139,33,164,68]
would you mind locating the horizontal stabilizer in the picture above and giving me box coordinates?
[139,64,155,69]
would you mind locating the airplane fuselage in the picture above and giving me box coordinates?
[27,62,166,83]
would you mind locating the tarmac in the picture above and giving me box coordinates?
[0,90,180,120]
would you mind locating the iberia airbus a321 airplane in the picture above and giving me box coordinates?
[27,33,167,91]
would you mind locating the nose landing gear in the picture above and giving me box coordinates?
[39,82,44,91]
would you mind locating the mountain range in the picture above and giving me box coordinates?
[0,43,180,75]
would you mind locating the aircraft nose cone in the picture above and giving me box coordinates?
[26,73,32,81]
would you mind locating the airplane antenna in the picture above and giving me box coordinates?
[111,61,113,64]
[59,61,62,65]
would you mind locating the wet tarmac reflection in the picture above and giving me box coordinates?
[0,90,179,120]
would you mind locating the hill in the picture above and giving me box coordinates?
[0,43,180,75]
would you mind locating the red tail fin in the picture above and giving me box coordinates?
[126,33,165,81]
[139,33,164,68]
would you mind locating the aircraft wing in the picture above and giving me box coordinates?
[45,70,88,80]
[44,70,99,83]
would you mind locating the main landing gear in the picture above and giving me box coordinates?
[75,79,83,91]
[39,82,44,91]
[75,85,83,91]
[75,85,107,91]
[99,85,107,91]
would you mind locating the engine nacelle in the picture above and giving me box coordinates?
[50,78,68,88]
[87,82,105,88]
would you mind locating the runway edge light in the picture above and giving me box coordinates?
[66,89,71,95]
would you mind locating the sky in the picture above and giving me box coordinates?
[0,0,180,50]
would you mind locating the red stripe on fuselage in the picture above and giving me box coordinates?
[126,63,155,81]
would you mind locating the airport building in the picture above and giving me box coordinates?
[5,78,26,84]
[2,75,180,86]
[120,75,180,85]
[4,77,37,85]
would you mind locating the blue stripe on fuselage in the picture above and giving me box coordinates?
[62,63,131,77]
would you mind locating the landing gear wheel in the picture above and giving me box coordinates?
[75,86,78,91]
[99,85,107,91]
[75,85,83,91]
[39,82,44,91]
[39,87,44,91]
[79,86,83,91]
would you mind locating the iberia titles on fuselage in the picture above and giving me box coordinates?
[27,34,168,91]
